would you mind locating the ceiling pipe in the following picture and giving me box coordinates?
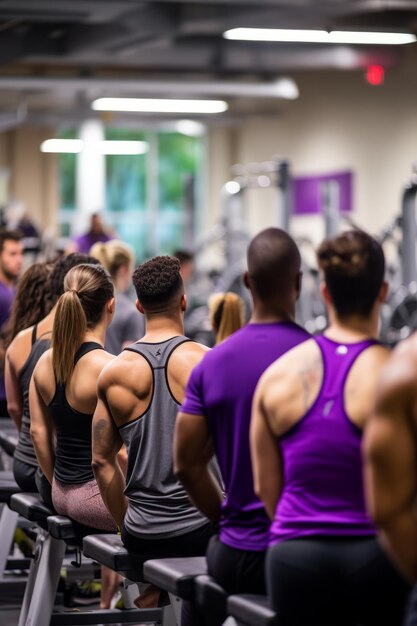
[0,76,299,99]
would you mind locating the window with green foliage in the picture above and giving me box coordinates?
[58,126,203,260]
[58,129,77,210]
[157,132,202,254]
[105,128,147,214]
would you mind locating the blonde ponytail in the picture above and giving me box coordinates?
[51,263,114,384]
[90,240,134,279]
[209,292,245,344]
[52,290,87,384]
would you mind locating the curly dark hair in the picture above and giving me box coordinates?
[132,255,183,308]
[49,253,101,307]
[317,230,385,319]
[3,262,53,348]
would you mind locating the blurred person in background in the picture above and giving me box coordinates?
[0,229,23,331]
[66,213,113,255]
[174,250,194,286]
[0,229,23,416]
[90,240,145,354]
[209,292,245,345]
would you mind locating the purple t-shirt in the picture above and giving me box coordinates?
[0,280,14,331]
[0,280,15,401]
[181,321,310,551]
[73,232,111,253]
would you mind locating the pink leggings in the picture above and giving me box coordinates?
[52,478,116,531]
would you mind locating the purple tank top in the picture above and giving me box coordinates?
[269,335,377,545]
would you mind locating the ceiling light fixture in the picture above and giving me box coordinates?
[40,138,83,153]
[91,97,228,114]
[40,139,149,155]
[223,28,416,46]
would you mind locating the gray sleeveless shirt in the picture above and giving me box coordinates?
[120,336,208,539]
[14,327,51,466]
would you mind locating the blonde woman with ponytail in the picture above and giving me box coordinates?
[90,240,145,354]
[29,264,121,609]
[209,292,245,344]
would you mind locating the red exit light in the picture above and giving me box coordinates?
[366,65,385,85]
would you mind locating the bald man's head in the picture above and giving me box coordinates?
[246,228,301,302]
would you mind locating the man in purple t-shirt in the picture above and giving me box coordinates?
[174,228,310,601]
[67,213,112,254]
[0,229,23,415]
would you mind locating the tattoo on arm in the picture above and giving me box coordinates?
[93,418,109,447]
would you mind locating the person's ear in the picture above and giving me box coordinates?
[136,299,145,314]
[181,293,187,312]
[107,297,115,316]
[379,281,389,304]
[243,271,250,290]
[321,282,332,306]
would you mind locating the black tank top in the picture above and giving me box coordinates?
[49,342,103,485]
[14,325,51,466]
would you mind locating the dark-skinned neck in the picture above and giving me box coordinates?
[249,296,296,325]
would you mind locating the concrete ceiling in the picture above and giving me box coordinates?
[0,0,416,128]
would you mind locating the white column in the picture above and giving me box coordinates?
[75,119,105,234]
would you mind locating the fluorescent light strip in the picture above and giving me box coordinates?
[40,139,149,155]
[92,97,228,114]
[100,140,148,155]
[223,28,417,45]
[40,138,83,153]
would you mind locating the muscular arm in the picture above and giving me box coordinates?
[29,361,55,484]
[5,348,23,429]
[174,411,223,523]
[364,363,417,583]
[92,370,127,528]
[250,379,283,520]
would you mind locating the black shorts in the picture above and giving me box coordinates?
[267,536,411,626]
[121,522,213,557]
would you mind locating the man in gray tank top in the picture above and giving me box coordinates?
[92,256,217,584]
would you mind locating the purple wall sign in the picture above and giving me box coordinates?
[293,171,353,215]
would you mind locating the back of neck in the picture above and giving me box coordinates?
[324,320,378,343]
[250,302,295,325]
[142,315,184,342]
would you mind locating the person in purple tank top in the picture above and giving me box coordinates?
[174,228,310,611]
[251,230,410,626]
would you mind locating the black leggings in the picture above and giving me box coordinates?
[267,536,411,626]
[13,457,37,492]
[13,457,54,509]
[207,534,266,595]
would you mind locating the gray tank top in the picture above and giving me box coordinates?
[120,336,208,539]
[14,326,51,466]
